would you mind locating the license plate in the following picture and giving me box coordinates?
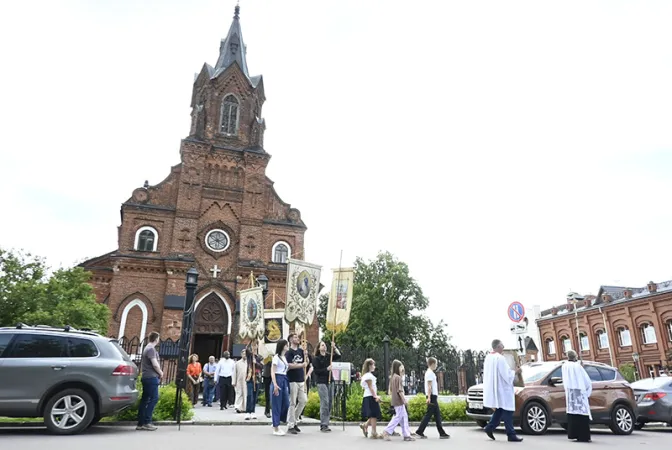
[469,402,483,409]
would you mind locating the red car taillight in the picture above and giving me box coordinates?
[112,364,135,376]
[643,392,667,401]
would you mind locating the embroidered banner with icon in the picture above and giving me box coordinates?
[326,267,354,333]
[239,286,265,340]
[284,259,322,325]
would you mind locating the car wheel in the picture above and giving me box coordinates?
[609,404,634,435]
[634,422,644,431]
[43,389,95,435]
[521,402,550,435]
[88,415,101,428]
[476,420,488,428]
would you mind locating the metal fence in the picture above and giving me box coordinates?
[114,335,180,386]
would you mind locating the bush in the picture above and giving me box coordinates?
[303,390,321,419]
[257,390,266,407]
[115,379,193,422]
[619,363,636,383]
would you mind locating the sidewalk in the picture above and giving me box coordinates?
[191,403,319,425]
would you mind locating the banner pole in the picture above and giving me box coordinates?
[328,249,343,383]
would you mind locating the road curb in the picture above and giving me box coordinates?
[0,420,478,428]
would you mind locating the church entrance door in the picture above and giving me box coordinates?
[193,292,230,363]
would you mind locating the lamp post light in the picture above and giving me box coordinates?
[632,352,641,381]
[174,267,199,426]
[257,273,269,299]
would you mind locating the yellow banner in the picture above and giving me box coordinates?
[326,268,354,333]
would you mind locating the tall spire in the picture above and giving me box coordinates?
[214,4,249,77]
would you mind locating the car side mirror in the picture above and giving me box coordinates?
[550,376,563,386]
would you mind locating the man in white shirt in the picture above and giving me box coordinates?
[414,357,450,439]
[483,339,523,442]
[215,351,235,410]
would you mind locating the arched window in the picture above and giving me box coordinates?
[640,322,657,344]
[579,333,590,351]
[561,335,572,354]
[667,320,672,342]
[134,226,158,252]
[220,94,239,136]
[617,327,632,347]
[596,330,609,349]
[272,241,291,263]
[545,338,556,355]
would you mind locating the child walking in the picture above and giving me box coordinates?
[415,357,450,439]
[360,358,383,439]
[383,360,414,441]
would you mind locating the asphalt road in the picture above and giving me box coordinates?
[0,425,669,449]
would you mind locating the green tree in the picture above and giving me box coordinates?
[619,363,636,382]
[319,251,450,350]
[0,248,109,333]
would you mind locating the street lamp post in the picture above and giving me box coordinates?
[632,352,641,381]
[257,273,269,299]
[174,268,199,426]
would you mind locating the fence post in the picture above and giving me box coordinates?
[383,336,390,391]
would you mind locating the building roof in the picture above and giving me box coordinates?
[538,280,672,321]
[214,5,250,78]
[525,336,538,352]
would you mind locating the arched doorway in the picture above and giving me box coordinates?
[192,292,231,363]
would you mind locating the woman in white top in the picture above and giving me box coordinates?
[270,339,290,436]
[359,358,382,439]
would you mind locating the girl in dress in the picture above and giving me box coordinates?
[360,358,383,439]
[271,339,291,436]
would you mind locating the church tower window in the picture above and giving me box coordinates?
[220,94,240,136]
[272,241,291,263]
[134,226,158,252]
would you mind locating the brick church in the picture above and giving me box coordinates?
[81,6,318,359]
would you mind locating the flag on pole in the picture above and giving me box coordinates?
[326,267,354,333]
[285,258,322,325]
[239,286,265,340]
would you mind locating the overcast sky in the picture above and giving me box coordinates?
[1,0,671,350]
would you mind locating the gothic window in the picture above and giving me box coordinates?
[272,241,291,264]
[640,322,657,344]
[597,330,609,349]
[618,327,632,347]
[220,94,239,136]
[134,226,158,252]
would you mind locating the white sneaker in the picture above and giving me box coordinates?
[251,414,257,420]
[245,413,251,420]
[273,429,286,436]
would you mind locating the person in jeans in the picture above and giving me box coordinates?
[414,357,450,439]
[215,351,235,410]
[312,340,340,432]
[136,332,163,431]
[271,339,291,436]
[262,358,272,418]
[285,333,312,434]
[202,356,217,407]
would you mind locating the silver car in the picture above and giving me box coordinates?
[0,324,139,435]
[632,376,672,429]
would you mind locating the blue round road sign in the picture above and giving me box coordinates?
[508,302,525,323]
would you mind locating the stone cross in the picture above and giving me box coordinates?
[182,168,201,200]
[210,265,221,278]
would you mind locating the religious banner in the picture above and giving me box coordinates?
[326,267,354,333]
[284,259,322,325]
[239,286,265,340]
[264,317,283,343]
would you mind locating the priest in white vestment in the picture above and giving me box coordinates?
[561,350,592,442]
[233,348,248,413]
[482,339,523,442]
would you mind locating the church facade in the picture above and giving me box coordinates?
[80,6,317,359]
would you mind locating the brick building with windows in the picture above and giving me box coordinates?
[536,280,672,378]
[80,6,318,359]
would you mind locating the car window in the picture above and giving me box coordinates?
[68,337,99,357]
[597,367,616,381]
[7,334,67,358]
[584,365,602,382]
[546,366,562,383]
[109,340,132,362]
[0,334,14,357]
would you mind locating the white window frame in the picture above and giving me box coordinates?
[580,334,590,351]
[597,330,609,349]
[618,328,632,347]
[219,94,240,136]
[134,226,158,252]
[205,229,231,253]
[118,299,149,346]
[667,320,672,342]
[562,337,572,353]
[271,241,291,264]
[546,339,556,355]
[640,323,657,344]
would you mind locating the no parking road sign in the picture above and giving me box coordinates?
[508,301,525,323]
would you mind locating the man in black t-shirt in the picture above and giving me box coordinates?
[285,333,312,434]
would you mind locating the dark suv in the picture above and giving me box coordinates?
[466,361,636,436]
[0,324,139,435]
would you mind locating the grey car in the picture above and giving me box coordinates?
[0,324,139,435]
[632,376,672,429]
